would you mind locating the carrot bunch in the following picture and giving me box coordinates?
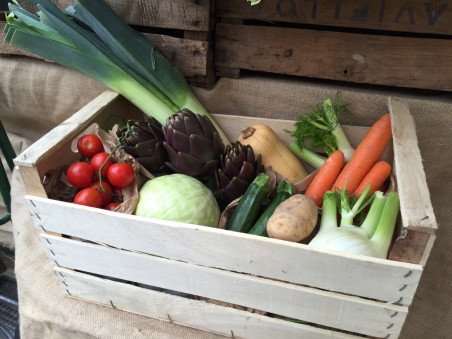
[305,113,393,207]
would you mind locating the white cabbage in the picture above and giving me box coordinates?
[135,174,220,227]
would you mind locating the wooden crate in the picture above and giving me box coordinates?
[0,0,215,87]
[215,0,452,91]
[14,91,437,339]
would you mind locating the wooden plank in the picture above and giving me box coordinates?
[388,97,438,233]
[27,196,422,305]
[43,235,408,338]
[145,34,210,77]
[55,267,360,339]
[13,91,121,168]
[0,22,212,81]
[215,23,452,91]
[389,231,434,265]
[50,0,212,32]
[217,0,452,35]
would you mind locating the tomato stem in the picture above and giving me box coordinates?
[98,139,124,194]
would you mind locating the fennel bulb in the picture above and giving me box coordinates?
[309,187,400,259]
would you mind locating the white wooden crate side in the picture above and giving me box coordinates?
[13,91,119,167]
[54,267,360,339]
[42,234,407,338]
[388,97,438,233]
[26,196,422,305]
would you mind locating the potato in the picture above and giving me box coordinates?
[267,194,318,242]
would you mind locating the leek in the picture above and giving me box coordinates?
[4,0,231,145]
[308,185,400,259]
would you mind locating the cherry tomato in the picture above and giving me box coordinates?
[91,152,114,178]
[107,163,135,188]
[77,134,103,158]
[90,180,113,206]
[66,162,94,188]
[73,188,103,208]
[104,202,120,211]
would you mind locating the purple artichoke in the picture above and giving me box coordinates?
[118,117,169,173]
[162,109,225,177]
[216,142,264,203]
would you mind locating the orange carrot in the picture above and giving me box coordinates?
[305,150,344,207]
[353,161,392,197]
[331,114,392,194]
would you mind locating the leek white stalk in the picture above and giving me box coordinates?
[308,186,400,259]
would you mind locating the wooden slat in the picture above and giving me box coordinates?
[0,22,212,82]
[388,97,438,233]
[50,0,213,32]
[215,23,452,91]
[145,34,210,78]
[27,196,422,305]
[389,231,435,265]
[217,0,452,35]
[13,91,120,168]
[55,267,359,339]
[43,235,407,338]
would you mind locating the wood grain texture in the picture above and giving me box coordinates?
[145,34,211,77]
[217,0,452,35]
[388,97,438,233]
[389,230,434,265]
[43,235,408,338]
[0,22,213,82]
[13,91,120,168]
[55,267,360,339]
[51,0,213,32]
[26,196,422,305]
[215,23,452,91]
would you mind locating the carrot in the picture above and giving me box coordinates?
[305,150,344,207]
[331,113,392,194]
[353,161,392,197]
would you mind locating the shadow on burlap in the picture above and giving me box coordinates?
[1,55,451,338]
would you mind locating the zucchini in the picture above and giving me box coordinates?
[248,180,293,236]
[226,173,270,233]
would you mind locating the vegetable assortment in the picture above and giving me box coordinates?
[4,1,401,260]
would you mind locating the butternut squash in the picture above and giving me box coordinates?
[237,124,309,182]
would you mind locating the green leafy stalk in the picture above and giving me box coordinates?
[64,0,229,145]
[339,183,374,227]
[7,28,177,121]
[4,0,231,146]
[370,191,400,257]
[360,191,386,237]
[286,92,355,166]
[288,141,326,169]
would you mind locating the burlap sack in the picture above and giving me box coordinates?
[1,54,451,338]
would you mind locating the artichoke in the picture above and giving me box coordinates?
[118,117,169,173]
[216,142,264,203]
[162,109,225,177]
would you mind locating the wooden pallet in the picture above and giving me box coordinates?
[215,0,452,91]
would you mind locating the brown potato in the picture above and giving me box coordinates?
[267,194,318,242]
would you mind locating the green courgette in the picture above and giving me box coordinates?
[248,180,293,237]
[226,173,270,233]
